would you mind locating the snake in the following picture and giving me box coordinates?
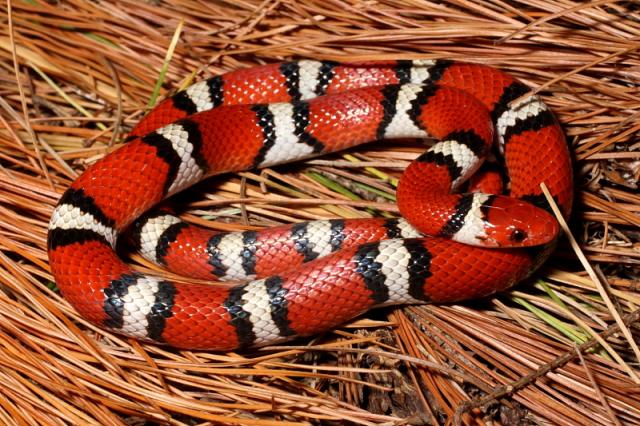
[47,60,573,350]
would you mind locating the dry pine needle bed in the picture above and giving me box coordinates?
[0,1,639,425]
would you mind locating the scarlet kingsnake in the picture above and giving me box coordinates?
[48,60,573,350]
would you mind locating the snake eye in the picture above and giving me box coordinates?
[510,228,527,243]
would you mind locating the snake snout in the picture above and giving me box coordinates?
[482,197,560,248]
[521,204,560,246]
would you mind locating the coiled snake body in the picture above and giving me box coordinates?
[48,60,573,350]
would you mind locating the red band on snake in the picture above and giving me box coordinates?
[48,60,573,350]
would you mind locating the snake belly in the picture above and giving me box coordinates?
[48,60,573,350]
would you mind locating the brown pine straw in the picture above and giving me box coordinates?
[0,0,639,424]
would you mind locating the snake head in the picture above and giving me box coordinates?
[475,195,560,248]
